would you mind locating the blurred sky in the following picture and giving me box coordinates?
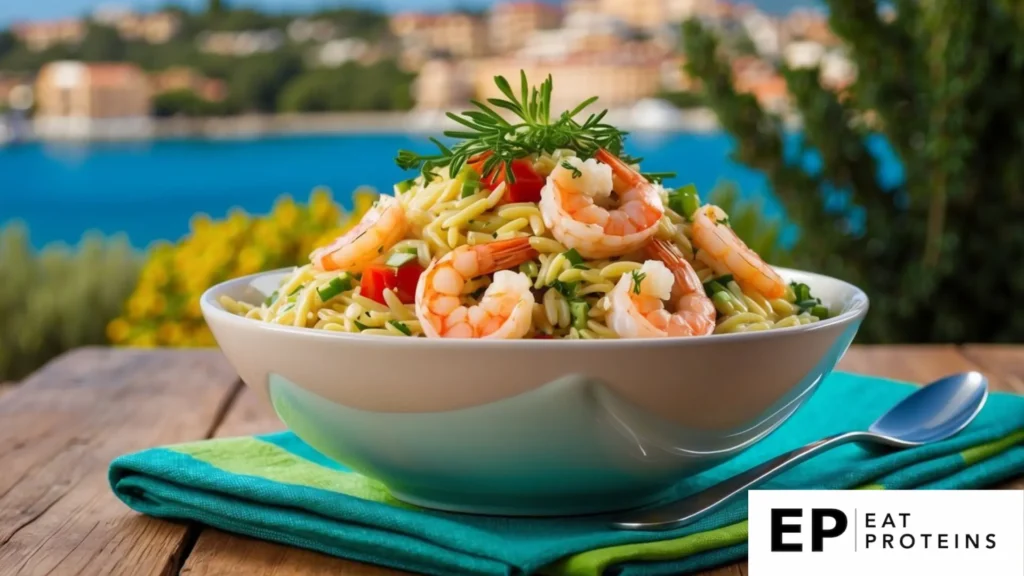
[0,0,817,25]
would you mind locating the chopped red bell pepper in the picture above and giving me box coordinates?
[360,262,424,305]
[467,152,545,204]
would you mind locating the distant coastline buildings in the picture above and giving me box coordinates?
[1,0,853,141]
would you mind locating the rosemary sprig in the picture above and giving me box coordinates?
[395,72,674,184]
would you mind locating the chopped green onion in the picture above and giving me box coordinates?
[703,280,728,295]
[385,252,418,268]
[317,275,352,302]
[281,303,295,312]
[562,248,587,269]
[459,166,481,198]
[395,178,416,194]
[668,184,701,219]
[630,270,647,295]
[288,286,302,296]
[388,320,413,336]
[519,261,539,278]
[354,320,369,331]
[264,290,279,306]
[401,246,418,254]
[797,299,820,312]
[712,291,735,314]
[551,280,579,300]
[810,305,829,319]
[570,301,590,330]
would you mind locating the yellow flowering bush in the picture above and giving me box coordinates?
[109,187,379,348]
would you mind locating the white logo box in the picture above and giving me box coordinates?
[748,490,1024,576]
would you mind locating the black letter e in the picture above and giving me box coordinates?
[771,508,803,552]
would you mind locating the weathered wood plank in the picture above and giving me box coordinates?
[183,346,1021,576]
[960,345,1024,394]
[0,348,241,576]
[837,345,981,383]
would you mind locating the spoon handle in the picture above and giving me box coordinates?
[611,431,872,531]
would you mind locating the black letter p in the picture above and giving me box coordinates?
[811,508,848,552]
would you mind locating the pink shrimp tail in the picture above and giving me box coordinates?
[595,148,647,187]
[644,239,706,298]
[479,237,539,274]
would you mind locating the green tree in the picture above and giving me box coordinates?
[79,23,127,61]
[681,1,1024,343]
[209,0,225,17]
[153,89,232,117]
[277,62,415,113]
[0,30,15,60]
[228,53,302,112]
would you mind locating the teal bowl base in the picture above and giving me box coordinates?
[386,484,677,517]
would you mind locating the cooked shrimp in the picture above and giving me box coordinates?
[607,239,716,338]
[310,195,408,273]
[539,149,664,260]
[691,204,786,299]
[415,237,539,338]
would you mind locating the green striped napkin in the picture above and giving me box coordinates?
[109,372,1024,576]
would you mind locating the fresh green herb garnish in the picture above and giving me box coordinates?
[288,286,302,296]
[561,160,583,179]
[281,303,295,312]
[630,270,647,295]
[562,248,587,269]
[790,281,825,314]
[388,320,413,336]
[551,280,579,300]
[642,172,676,183]
[264,290,279,306]
[810,305,830,319]
[715,216,731,227]
[385,252,417,268]
[395,72,631,183]
[353,320,370,331]
[317,275,352,302]
[668,184,701,220]
[570,300,590,330]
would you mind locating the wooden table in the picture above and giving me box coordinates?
[0,345,1021,576]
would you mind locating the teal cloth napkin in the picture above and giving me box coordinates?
[109,372,1024,576]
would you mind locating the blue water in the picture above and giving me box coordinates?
[0,131,897,249]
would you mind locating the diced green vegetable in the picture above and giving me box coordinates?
[388,320,413,336]
[459,166,481,198]
[519,261,539,278]
[551,280,579,300]
[264,290,279,306]
[317,275,352,302]
[570,301,590,330]
[562,248,587,269]
[810,305,829,319]
[288,286,302,296]
[385,251,418,268]
[712,291,735,314]
[703,280,728,295]
[354,320,369,331]
[668,184,701,219]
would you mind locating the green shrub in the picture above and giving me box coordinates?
[0,224,141,381]
[682,1,1024,343]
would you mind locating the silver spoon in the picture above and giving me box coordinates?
[612,371,989,531]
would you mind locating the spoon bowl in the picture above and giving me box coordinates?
[869,371,988,446]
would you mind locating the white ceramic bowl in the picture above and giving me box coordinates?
[202,267,868,516]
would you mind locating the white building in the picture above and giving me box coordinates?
[314,39,371,67]
[740,9,781,58]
